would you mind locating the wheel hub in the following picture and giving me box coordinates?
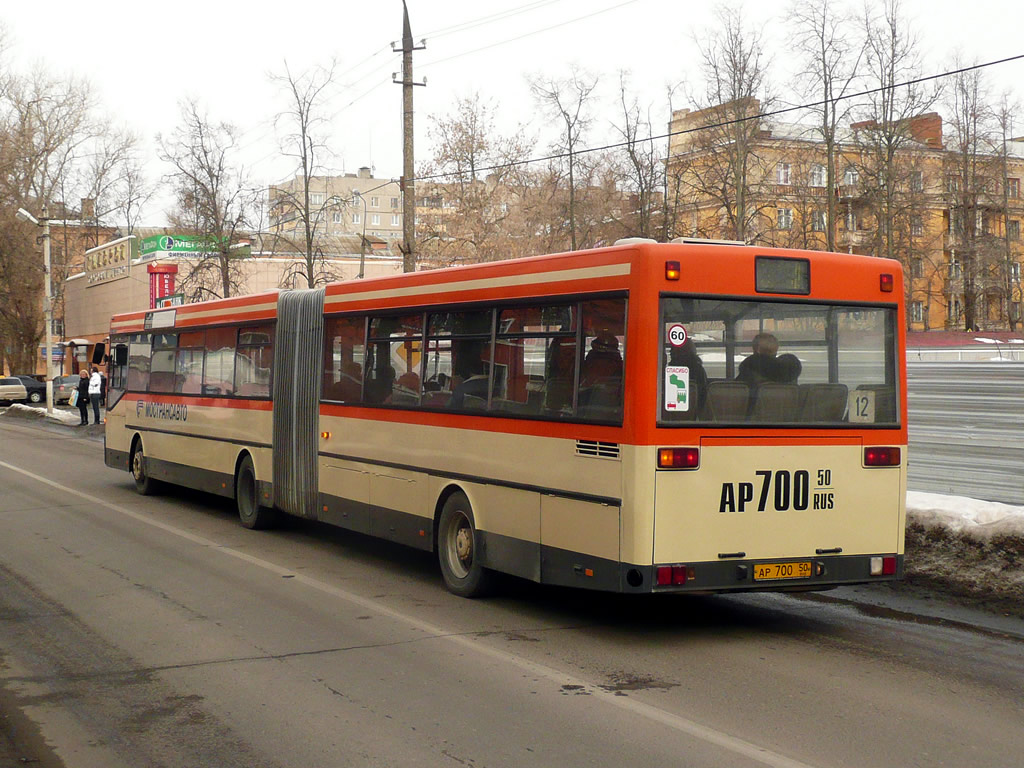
[455,525,472,564]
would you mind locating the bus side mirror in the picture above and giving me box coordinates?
[114,345,128,366]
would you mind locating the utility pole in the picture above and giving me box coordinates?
[394,0,425,273]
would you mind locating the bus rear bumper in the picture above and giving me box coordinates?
[626,553,904,594]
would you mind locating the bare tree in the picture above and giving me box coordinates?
[789,0,864,252]
[944,61,1002,331]
[159,100,252,301]
[529,66,599,251]
[610,72,662,239]
[419,93,532,264]
[854,0,939,263]
[675,4,776,242]
[270,60,338,288]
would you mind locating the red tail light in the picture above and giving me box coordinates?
[656,565,694,586]
[864,446,901,467]
[665,260,681,280]
[658,447,699,469]
[880,273,894,292]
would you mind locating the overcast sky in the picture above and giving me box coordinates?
[2,0,1022,226]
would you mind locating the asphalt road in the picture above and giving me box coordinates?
[0,417,1022,768]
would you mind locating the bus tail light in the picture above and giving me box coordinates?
[864,446,901,467]
[658,447,699,469]
[665,260,681,280]
[880,273,894,292]
[656,564,694,586]
[870,556,897,576]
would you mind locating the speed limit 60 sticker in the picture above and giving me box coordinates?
[667,324,687,346]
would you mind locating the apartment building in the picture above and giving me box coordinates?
[268,167,404,242]
[667,101,1024,331]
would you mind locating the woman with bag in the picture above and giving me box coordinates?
[75,370,90,425]
[88,366,103,424]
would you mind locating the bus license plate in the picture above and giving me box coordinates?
[753,562,812,581]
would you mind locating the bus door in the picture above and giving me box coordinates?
[272,288,325,518]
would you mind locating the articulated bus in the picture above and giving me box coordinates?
[104,239,906,597]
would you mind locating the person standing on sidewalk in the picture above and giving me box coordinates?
[88,366,103,425]
[75,370,90,426]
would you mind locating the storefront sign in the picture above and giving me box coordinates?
[148,263,179,309]
[140,234,221,260]
[85,237,135,287]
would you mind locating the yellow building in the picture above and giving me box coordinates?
[667,102,1024,332]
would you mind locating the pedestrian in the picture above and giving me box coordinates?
[88,366,103,424]
[75,370,90,426]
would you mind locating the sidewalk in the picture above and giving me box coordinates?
[0,403,106,435]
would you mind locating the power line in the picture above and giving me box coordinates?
[411,53,1024,184]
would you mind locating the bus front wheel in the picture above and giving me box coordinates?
[236,455,277,530]
[437,493,493,598]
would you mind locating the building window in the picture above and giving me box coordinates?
[843,167,859,186]
[810,164,826,187]
[844,210,856,231]
[948,176,960,194]
[811,210,826,232]
[1012,262,1022,282]
[911,258,923,278]
[351,192,360,206]
[391,197,399,208]
[1008,178,1020,198]
[911,301,924,324]
[391,214,400,226]
[948,298,962,322]
[352,213,361,224]
[911,216,924,236]
[370,196,379,208]
[949,258,962,279]
[369,214,379,225]
[910,171,923,192]
[1009,220,1021,241]
[332,212,342,224]
[777,208,793,230]
[775,163,792,185]
[311,193,325,206]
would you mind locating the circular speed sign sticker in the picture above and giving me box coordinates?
[667,324,688,347]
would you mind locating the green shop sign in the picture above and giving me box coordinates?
[140,235,223,258]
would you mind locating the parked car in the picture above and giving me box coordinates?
[52,374,80,405]
[0,377,28,405]
[12,375,46,404]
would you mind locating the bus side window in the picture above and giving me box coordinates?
[577,298,626,422]
[323,316,366,403]
[235,325,274,398]
[126,333,152,392]
[203,327,237,396]
[149,333,178,394]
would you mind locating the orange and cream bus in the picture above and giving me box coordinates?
[104,239,906,597]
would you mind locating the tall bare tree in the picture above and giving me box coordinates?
[529,66,598,251]
[270,60,338,288]
[159,100,252,301]
[790,0,864,252]
[611,72,662,239]
[419,93,532,264]
[678,4,775,242]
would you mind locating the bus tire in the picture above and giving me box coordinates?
[437,492,493,598]
[236,455,277,530]
[131,439,160,496]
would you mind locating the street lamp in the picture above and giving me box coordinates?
[15,206,54,415]
[352,192,368,279]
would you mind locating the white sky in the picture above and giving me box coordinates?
[2,0,1023,226]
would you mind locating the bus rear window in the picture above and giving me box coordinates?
[659,297,898,427]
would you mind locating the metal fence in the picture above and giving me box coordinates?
[907,362,1024,505]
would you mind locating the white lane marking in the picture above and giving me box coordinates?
[0,458,819,768]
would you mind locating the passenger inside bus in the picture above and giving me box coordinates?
[578,331,623,416]
[736,332,780,386]
[450,341,489,409]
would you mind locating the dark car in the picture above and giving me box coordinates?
[12,375,46,405]
[52,375,81,405]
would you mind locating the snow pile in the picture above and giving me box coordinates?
[907,491,1024,541]
[1,403,83,426]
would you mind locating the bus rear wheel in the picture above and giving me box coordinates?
[236,455,277,530]
[131,440,160,496]
[437,493,493,598]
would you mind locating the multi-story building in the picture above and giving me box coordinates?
[268,167,404,242]
[667,101,1024,332]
